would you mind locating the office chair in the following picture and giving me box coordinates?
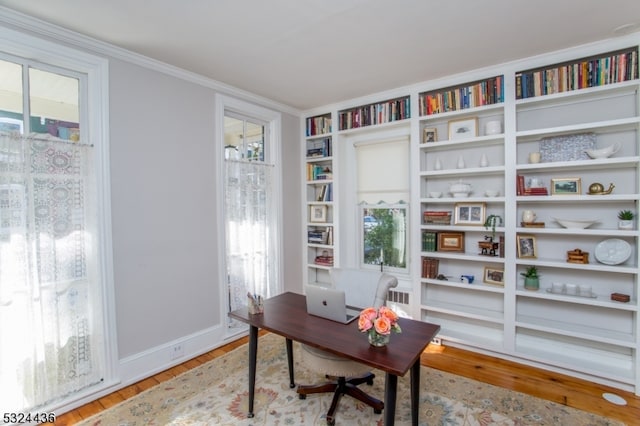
[297,268,398,425]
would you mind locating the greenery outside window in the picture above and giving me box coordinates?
[361,203,408,272]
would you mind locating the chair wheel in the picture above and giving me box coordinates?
[374,409,382,414]
[298,394,306,400]
[366,378,374,385]
[326,416,335,425]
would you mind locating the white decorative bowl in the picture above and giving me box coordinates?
[553,217,599,229]
[449,181,472,197]
[484,190,499,197]
[429,191,442,198]
[585,142,620,159]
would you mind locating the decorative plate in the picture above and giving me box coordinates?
[552,217,599,229]
[594,238,631,265]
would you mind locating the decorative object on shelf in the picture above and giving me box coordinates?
[539,132,596,162]
[528,152,541,164]
[460,275,474,284]
[309,205,328,223]
[516,235,537,258]
[479,153,489,167]
[587,182,615,195]
[520,265,539,291]
[449,180,472,197]
[617,210,635,230]
[434,157,442,170]
[611,293,631,303]
[484,190,499,197]
[483,214,503,241]
[484,120,502,135]
[428,191,442,198]
[456,155,466,169]
[478,236,500,256]
[421,257,439,278]
[551,177,581,195]
[423,127,437,143]
[483,267,504,286]
[521,222,545,228]
[553,218,599,229]
[437,232,465,252]
[522,210,536,223]
[358,306,401,347]
[566,248,589,264]
[448,117,478,140]
[595,238,632,265]
[585,142,621,159]
[547,284,596,298]
[454,202,486,226]
[423,211,452,225]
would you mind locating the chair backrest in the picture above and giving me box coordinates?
[330,268,398,309]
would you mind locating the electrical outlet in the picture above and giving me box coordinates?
[170,344,184,360]
[430,337,442,346]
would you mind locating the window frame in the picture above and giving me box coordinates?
[359,202,409,274]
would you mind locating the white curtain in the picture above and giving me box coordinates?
[0,133,104,411]
[225,159,277,327]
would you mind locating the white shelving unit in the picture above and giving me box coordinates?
[302,37,640,394]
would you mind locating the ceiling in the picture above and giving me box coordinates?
[1,0,640,111]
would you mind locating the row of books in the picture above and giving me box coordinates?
[306,164,333,181]
[419,76,504,116]
[338,96,410,130]
[423,210,452,225]
[516,48,638,99]
[516,175,549,196]
[306,137,332,158]
[315,183,332,202]
[306,115,332,137]
[422,231,438,252]
[308,226,333,245]
[421,257,440,279]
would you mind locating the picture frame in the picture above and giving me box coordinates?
[551,177,581,195]
[483,267,504,285]
[454,202,486,226]
[517,235,537,258]
[422,127,438,143]
[448,117,478,140]
[309,205,327,223]
[437,232,465,252]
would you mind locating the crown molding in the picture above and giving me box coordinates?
[0,6,301,116]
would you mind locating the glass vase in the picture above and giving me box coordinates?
[368,331,390,347]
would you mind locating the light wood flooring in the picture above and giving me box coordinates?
[52,332,639,425]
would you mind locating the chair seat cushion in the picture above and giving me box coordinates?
[301,344,370,377]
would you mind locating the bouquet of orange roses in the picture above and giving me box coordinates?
[358,306,401,346]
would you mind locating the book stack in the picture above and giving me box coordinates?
[516,175,548,196]
[306,137,332,158]
[421,257,439,279]
[316,183,332,202]
[306,164,333,181]
[314,254,334,266]
[308,230,328,244]
[423,211,452,225]
[422,231,438,252]
[306,115,332,136]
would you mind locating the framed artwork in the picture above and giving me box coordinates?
[422,127,438,143]
[437,232,465,252]
[448,117,478,140]
[483,267,504,285]
[517,235,537,258]
[454,202,486,225]
[551,178,581,195]
[309,205,327,223]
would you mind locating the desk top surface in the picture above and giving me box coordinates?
[229,291,440,376]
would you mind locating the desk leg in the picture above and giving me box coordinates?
[384,373,397,426]
[410,360,420,426]
[247,325,258,418]
[285,338,295,388]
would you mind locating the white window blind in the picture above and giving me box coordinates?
[355,137,409,204]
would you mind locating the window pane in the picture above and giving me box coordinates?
[29,67,80,139]
[362,206,407,269]
[0,59,24,133]
[224,115,265,162]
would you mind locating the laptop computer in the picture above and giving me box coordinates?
[304,284,360,324]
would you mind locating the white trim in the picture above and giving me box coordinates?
[0,6,300,116]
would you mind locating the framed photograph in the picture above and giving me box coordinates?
[454,202,486,226]
[309,205,327,223]
[422,127,438,143]
[437,232,465,252]
[448,117,478,140]
[483,267,504,285]
[517,235,537,258]
[551,178,581,195]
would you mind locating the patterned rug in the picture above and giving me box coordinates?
[79,333,622,425]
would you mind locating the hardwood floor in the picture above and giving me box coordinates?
[53,332,639,425]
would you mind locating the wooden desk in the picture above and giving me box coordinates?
[228,291,440,425]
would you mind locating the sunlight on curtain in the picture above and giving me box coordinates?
[0,133,104,411]
[225,160,277,329]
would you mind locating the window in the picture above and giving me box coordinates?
[0,28,113,414]
[362,204,408,269]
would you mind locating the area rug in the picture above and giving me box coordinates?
[79,333,622,425]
